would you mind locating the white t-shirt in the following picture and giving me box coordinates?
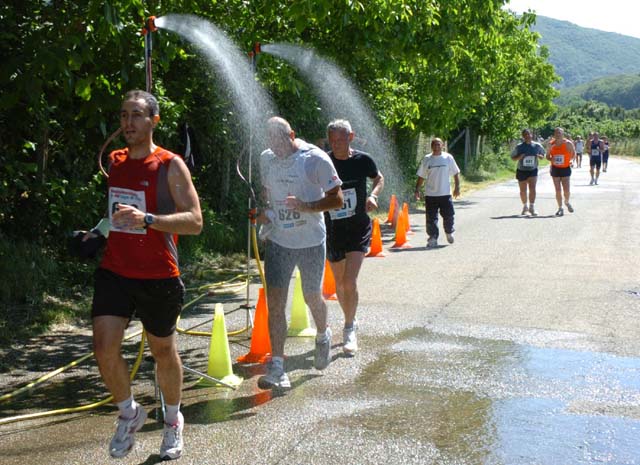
[260,140,342,249]
[416,152,460,197]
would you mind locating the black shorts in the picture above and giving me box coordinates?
[326,215,372,262]
[516,169,538,182]
[550,166,571,178]
[590,156,602,169]
[92,268,185,337]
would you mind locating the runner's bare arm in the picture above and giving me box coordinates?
[287,186,343,213]
[114,158,202,234]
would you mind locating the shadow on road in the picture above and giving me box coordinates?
[490,214,557,220]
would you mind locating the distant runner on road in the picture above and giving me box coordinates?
[414,138,461,248]
[511,128,545,216]
[589,132,605,185]
[547,127,576,216]
[574,135,584,168]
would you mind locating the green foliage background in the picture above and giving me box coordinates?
[7,0,629,334]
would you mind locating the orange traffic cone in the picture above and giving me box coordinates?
[392,212,412,249]
[385,194,398,224]
[402,202,414,234]
[366,218,386,258]
[237,287,271,364]
[322,260,337,300]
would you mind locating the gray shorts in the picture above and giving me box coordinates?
[264,241,325,294]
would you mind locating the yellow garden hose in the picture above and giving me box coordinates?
[0,227,267,425]
[0,331,146,426]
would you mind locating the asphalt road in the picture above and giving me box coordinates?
[1,157,639,464]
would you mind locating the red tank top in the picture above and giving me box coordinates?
[100,146,180,279]
[549,141,572,169]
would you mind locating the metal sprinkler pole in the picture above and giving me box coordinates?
[243,43,262,330]
[142,16,158,93]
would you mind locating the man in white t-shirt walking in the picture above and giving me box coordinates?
[257,117,343,389]
[414,138,461,248]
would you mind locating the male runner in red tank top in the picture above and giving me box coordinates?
[86,90,202,460]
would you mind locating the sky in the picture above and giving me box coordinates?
[505,0,640,39]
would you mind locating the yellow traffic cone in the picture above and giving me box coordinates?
[200,303,243,388]
[288,269,317,337]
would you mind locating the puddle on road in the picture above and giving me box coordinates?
[346,328,640,464]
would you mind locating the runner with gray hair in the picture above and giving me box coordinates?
[324,119,384,355]
[257,116,343,389]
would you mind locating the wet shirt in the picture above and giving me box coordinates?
[260,140,342,249]
[326,150,379,222]
[101,146,180,279]
[511,141,545,171]
[416,152,460,197]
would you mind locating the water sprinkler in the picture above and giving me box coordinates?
[142,16,158,35]
[142,16,158,93]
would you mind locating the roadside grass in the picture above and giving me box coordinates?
[0,238,248,347]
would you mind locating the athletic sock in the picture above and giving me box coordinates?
[117,394,138,420]
[316,330,328,342]
[164,403,181,425]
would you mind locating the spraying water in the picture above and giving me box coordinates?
[155,14,276,159]
[261,43,403,199]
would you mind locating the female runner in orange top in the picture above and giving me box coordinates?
[547,127,576,216]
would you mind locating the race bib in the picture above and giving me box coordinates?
[329,188,357,220]
[108,187,147,235]
[522,156,536,168]
[591,149,600,157]
[273,199,306,230]
[553,155,565,166]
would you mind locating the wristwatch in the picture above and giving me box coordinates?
[143,213,155,229]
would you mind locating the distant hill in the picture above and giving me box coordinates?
[531,16,640,88]
[556,74,640,109]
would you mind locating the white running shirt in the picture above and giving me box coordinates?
[416,152,460,197]
[260,140,341,249]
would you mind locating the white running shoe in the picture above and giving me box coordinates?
[257,359,291,390]
[446,233,454,244]
[529,206,538,216]
[555,207,564,217]
[160,411,184,460]
[521,205,529,215]
[595,179,599,185]
[589,179,594,185]
[565,203,574,213]
[343,327,358,356]
[109,405,147,458]
[314,327,332,370]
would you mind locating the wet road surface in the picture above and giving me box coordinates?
[1,158,639,464]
